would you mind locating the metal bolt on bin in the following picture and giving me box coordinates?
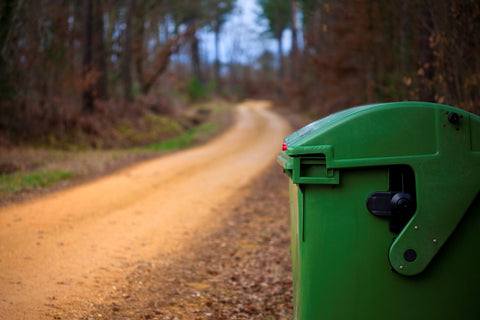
[278,102,480,320]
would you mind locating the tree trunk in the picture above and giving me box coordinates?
[134,16,145,94]
[214,21,221,95]
[0,0,15,55]
[82,0,94,114]
[289,0,298,83]
[121,0,136,102]
[93,0,108,100]
[67,1,78,67]
[277,34,284,79]
[105,6,118,68]
[190,26,203,85]
[133,1,146,93]
[0,0,15,103]
[419,1,435,102]
[399,0,410,75]
[275,3,284,81]
[275,0,284,98]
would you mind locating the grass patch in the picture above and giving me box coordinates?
[0,101,233,204]
[140,123,219,151]
[114,114,184,148]
[0,170,75,195]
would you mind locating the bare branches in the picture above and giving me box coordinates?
[142,25,198,94]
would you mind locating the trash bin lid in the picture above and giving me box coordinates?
[279,102,480,276]
[284,102,480,162]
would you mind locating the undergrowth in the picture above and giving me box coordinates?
[140,123,219,151]
[0,170,75,195]
[114,113,184,148]
[0,101,232,202]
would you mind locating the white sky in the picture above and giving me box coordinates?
[199,0,292,65]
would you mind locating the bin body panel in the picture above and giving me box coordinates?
[296,168,480,320]
[288,180,302,318]
[278,102,480,320]
[299,167,391,319]
[472,116,480,151]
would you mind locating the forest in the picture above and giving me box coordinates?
[0,0,479,147]
[0,2,479,318]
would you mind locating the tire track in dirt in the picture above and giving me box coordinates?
[0,101,291,319]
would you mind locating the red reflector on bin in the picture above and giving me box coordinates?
[282,142,288,151]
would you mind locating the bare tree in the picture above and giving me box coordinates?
[82,0,94,114]
[93,0,108,100]
[419,0,435,102]
[289,0,298,83]
[121,0,136,101]
[257,0,291,86]
[211,0,235,95]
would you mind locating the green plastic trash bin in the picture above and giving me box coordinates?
[278,102,480,319]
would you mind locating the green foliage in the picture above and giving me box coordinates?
[206,79,218,95]
[187,77,208,101]
[208,0,236,29]
[257,0,291,39]
[0,170,75,194]
[131,83,143,99]
[297,0,319,28]
[168,0,235,28]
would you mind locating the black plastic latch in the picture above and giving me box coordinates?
[367,191,416,233]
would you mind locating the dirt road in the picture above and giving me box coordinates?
[0,101,291,319]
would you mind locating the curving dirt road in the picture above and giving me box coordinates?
[0,101,291,319]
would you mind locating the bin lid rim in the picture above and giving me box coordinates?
[284,101,478,150]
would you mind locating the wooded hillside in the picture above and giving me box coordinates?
[290,0,479,117]
[0,0,478,146]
